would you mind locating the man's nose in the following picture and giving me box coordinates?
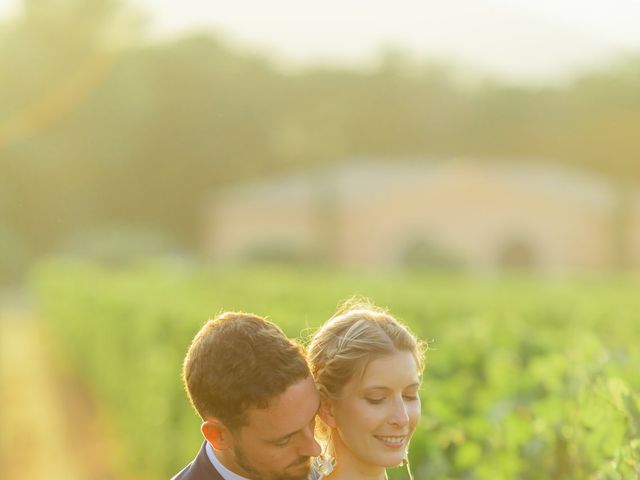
[299,424,322,457]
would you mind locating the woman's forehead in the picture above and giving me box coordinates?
[358,351,420,389]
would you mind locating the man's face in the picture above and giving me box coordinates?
[223,375,321,480]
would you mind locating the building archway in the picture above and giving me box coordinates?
[498,237,537,271]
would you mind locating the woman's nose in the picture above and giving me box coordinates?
[388,397,410,427]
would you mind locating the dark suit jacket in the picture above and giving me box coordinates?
[171,442,224,480]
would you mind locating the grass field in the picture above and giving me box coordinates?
[31,260,640,479]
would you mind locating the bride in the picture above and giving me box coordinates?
[307,299,425,480]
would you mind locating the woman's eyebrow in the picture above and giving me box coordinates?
[362,382,421,391]
[362,386,389,392]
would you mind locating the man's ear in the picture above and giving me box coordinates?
[318,394,337,429]
[201,418,232,451]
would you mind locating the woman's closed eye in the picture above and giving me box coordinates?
[366,393,419,405]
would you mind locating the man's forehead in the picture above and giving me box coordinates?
[243,376,319,436]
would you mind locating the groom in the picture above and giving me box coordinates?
[172,311,321,480]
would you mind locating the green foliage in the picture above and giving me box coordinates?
[31,261,640,479]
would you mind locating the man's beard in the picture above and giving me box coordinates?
[234,444,311,480]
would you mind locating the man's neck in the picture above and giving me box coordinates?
[205,442,251,480]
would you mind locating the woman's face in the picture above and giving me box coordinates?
[327,350,422,470]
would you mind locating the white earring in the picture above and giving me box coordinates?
[312,435,335,479]
[313,455,335,478]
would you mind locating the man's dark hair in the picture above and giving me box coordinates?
[183,312,310,430]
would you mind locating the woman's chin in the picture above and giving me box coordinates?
[370,437,410,467]
[373,452,408,469]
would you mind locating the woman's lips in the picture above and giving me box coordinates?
[374,435,407,448]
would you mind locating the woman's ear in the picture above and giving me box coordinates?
[201,418,232,451]
[318,394,337,429]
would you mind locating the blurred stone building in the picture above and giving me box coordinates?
[205,160,640,274]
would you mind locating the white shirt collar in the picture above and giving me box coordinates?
[205,442,251,480]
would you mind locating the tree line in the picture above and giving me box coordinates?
[1,0,639,278]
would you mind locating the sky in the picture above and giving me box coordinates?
[2,0,640,84]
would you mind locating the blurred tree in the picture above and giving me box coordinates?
[0,0,140,254]
[1,4,639,271]
[0,0,139,149]
[563,58,640,270]
[0,222,29,283]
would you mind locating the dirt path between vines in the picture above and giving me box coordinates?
[0,308,121,480]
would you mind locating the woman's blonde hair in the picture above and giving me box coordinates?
[308,298,425,402]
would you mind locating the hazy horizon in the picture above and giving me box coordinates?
[135,0,640,85]
[2,0,640,84]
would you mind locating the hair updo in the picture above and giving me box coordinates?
[308,299,425,401]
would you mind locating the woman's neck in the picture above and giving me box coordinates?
[327,462,386,480]
[326,435,387,480]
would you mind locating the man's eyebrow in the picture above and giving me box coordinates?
[268,431,295,443]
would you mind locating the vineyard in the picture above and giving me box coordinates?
[31,260,640,479]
